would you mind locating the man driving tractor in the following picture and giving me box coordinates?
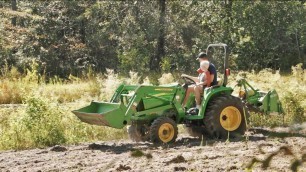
[181,52,218,112]
[197,52,218,86]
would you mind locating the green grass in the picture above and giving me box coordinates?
[0,64,305,150]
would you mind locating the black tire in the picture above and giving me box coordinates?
[204,95,249,139]
[150,117,178,144]
[128,124,150,142]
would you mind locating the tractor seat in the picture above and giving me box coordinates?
[202,78,223,93]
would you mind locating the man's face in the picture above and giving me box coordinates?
[198,58,207,62]
[200,67,208,72]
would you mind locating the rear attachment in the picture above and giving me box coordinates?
[236,79,284,114]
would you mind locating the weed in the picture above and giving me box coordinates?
[246,145,305,172]
[249,113,285,128]
[131,149,145,157]
[130,149,153,159]
[0,108,28,150]
[22,96,66,147]
[165,155,187,165]
[283,92,305,124]
[0,80,24,104]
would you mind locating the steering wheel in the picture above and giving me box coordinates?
[181,76,196,86]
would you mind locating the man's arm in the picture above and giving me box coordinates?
[196,80,207,86]
[181,74,199,82]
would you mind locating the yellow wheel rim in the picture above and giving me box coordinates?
[158,123,175,143]
[219,106,242,131]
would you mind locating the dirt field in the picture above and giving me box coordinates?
[1,127,306,172]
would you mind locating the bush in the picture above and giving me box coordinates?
[0,108,23,150]
[22,96,66,147]
[283,92,306,124]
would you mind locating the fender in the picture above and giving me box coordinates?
[186,86,234,120]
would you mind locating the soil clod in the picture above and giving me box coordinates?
[50,145,67,152]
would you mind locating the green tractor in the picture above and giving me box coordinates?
[72,43,283,144]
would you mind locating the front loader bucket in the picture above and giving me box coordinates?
[72,101,128,129]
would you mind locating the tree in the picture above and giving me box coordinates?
[150,0,166,72]
[0,0,305,77]
[11,0,17,26]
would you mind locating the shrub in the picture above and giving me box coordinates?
[0,107,29,150]
[21,96,66,147]
[283,92,305,124]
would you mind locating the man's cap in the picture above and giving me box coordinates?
[196,52,208,60]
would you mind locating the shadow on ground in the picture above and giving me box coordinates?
[248,127,306,139]
[85,127,306,154]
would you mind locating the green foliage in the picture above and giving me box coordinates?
[0,97,127,150]
[1,1,305,77]
[232,1,305,71]
[0,108,24,149]
[22,96,66,147]
[283,92,306,124]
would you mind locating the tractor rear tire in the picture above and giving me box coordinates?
[128,124,150,142]
[204,95,249,139]
[150,117,178,144]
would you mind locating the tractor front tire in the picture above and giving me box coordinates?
[204,95,249,139]
[150,117,178,144]
[128,124,150,142]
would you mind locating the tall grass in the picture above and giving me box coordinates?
[230,64,306,127]
[0,96,129,150]
[0,62,305,150]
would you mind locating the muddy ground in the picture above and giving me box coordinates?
[1,127,306,172]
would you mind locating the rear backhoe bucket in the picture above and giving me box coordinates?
[72,101,128,129]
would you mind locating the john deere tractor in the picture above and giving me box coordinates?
[72,43,283,144]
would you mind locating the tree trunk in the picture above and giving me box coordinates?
[224,0,232,46]
[150,0,166,71]
[11,0,17,26]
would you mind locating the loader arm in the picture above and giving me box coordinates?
[124,85,186,123]
[72,84,187,129]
